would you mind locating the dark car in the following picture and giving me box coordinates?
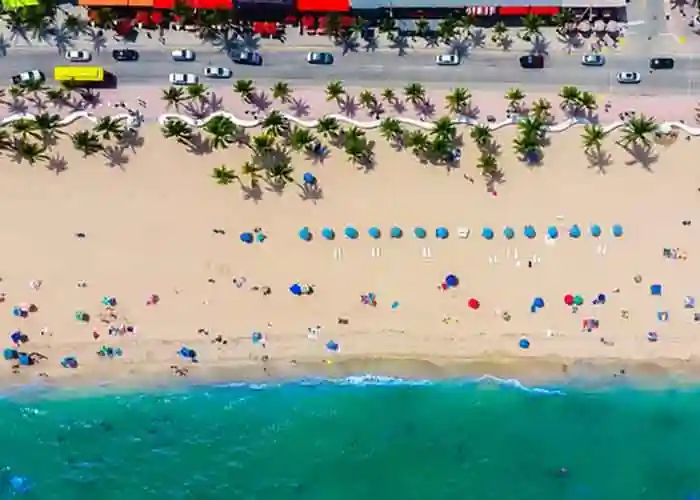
[232,50,263,66]
[519,55,544,69]
[650,57,674,70]
[112,49,139,61]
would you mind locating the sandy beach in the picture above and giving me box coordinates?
[2,85,700,387]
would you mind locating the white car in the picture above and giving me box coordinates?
[436,54,460,66]
[204,66,232,79]
[65,50,91,62]
[581,54,605,66]
[171,49,196,62]
[11,69,45,85]
[169,73,198,85]
[616,71,641,84]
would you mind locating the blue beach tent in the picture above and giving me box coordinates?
[344,226,359,239]
[298,227,312,241]
[289,283,303,296]
[240,232,254,244]
[368,227,381,239]
[590,224,602,238]
[482,227,495,240]
[612,224,624,237]
[502,226,514,239]
[519,338,531,349]
[303,172,316,185]
[414,227,427,239]
[390,226,403,238]
[436,227,449,239]
[326,340,339,352]
[3,348,17,361]
[569,224,582,239]
[524,225,536,239]
[322,227,335,240]
[547,226,559,239]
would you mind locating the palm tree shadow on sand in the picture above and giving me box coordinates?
[485,169,506,192]
[46,154,68,175]
[287,97,310,118]
[102,145,130,170]
[586,149,613,174]
[415,100,436,120]
[389,35,411,56]
[6,98,28,114]
[298,182,324,203]
[622,143,659,172]
[338,95,359,117]
[249,91,272,113]
[186,133,213,155]
[240,182,263,202]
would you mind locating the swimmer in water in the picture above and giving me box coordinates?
[558,468,569,477]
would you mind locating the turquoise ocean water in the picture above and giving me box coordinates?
[1,375,700,500]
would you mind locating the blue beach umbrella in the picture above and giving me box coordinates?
[3,348,17,361]
[519,338,531,349]
[445,274,459,288]
[368,227,381,239]
[240,232,254,244]
[390,226,403,238]
[298,227,312,241]
[502,226,514,239]
[322,227,335,240]
[524,225,536,239]
[569,224,582,239]
[18,353,31,366]
[303,172,316,185]
[414,227,427,239]
[326,340,339,352]
[289,283,303,296]
[590,224,602,238]
[612,224,624,237]
[547,226,559,239]
[482,227,495,240]
[436,227,449,239]
[344,226,359,239]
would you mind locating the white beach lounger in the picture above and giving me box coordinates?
[458,227,470,239]
[422,247,432,259]
[333,248,343,260]
[371,247,382,257]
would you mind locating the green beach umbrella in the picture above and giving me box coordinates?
[75,310,88,322]
[574,295,584,306]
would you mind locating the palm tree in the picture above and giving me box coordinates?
[14,140,49,165]
[381,88,397,104]
[261,111,288,138]
[186,83,209,103]
[212,165,237,185]
[11,119,40,141]
[161,118,194,145]
[251,134,275,155]
[233,80,255,102]
[431,116,456,141]
[33,112,65,143]
[240,160,262,188]
[476,152,499,177]
[271,82,292,103]
[316,117,340,139]
[513,133,542,163]
[521,13,544,40]
[288,126,317,153]
[44,88,70,108]
[553,9,576,36]
[379,117,404,143]
[405,130,430,157]
[71,130,103,157]
[470,124,493,150]
[266,155,295,188]
[342,126,366,144]
[437,17,458,43]
[404,83,426,106]
[344,137,372,165]
[445,87,471,115]
[618,115,658,148]
[531,98,552,121]
[505,88,526,113]
[558,85,581,112]
[94,116,125,141]
[578,91,598,115]
[582,124,607,153]
[325,81,345,102]
[358,90,377,110]
[203,116,237,150]
[491,21,508,43]
[517,115,547,141]
[162,86,187,111]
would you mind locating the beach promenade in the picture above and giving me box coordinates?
[0,83,700,387]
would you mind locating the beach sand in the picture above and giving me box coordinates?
[2,122,700,387]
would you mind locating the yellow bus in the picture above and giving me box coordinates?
[53,66,104,84]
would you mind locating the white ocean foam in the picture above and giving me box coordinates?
[1,111,695,136]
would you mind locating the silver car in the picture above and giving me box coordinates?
[581,54,605,66]
[616,71,641,84]
[169,73,198,85]
[436,54,460,66]
[171,49,196,62]
[204,66,232,79]
[65,50,91,62]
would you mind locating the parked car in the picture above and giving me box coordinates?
[519,55,544,69]
[306,52,334,65]
[232,50,263,66]
[650,57,674,70]
[436,54,460,66]
[616,71,641,84]
[581,54,605,66]
[204,66,233,79]
[171,49,196,62]
[65,50,91,62]
[169,73,198,85]
[11,69,45,85]
[112,49,139,61]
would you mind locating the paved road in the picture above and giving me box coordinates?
[1,45,699,94]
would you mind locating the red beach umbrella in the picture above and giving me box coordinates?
[468,298,480,310]
[564,294,574,306]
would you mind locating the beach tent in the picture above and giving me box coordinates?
[3,348,17,361]
[482,227,495,240]
[502,226,514,239]
[11,306,25,318]
[326,340,339,352]
[368,227,381,239]
[524,225,536,239]
[569,224,582,239]
[533,297,545,309]
[60,356,78,368]
[298,227,312,241]
[685,296,696,309]
[519,338,530,349]
[240,232,254,244]
[18,353,31,366]
[547,226,559,239]
[303,172,317,185]
[590,224,602,237]
[178,346,198,361]
[650,284,662,296]
[344,226,359,239]
[436,227,449,239]
[414,227,427,239]
[252,332,264,344]
[445,274,459,288]
[322,227,335,240]
[75,310,88,322]
[390,226,403,238]
[289,283,303,296]
[612,224,624,237]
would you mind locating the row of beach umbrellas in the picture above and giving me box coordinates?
[297,224,624,241]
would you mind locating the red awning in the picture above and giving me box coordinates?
[153,0,174,8]
[253,21,278,35]
[296,0,349,13]
[150,11,164,24]
[190,0,231,8]
[499,6,560,16]
[115,19,133,36]
[134,11,151,25]
[530,6,559,14]
[301,14,315,28]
